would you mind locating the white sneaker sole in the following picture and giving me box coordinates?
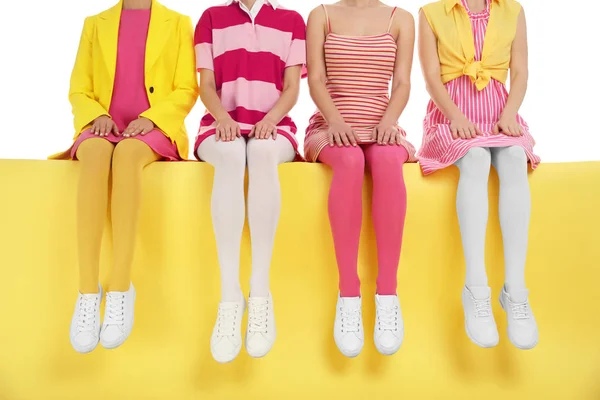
[499,295,539,350]
[463,320,498,348]
[337,347,362,358]
[334,338,363,358]
[211,344,242,364]
[374,330,404,356]
[101,333,131,350]
[71,339,100,354]
[246,346,272,359]
[245,338,275,358]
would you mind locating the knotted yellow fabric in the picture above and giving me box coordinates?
[422,0,522,91]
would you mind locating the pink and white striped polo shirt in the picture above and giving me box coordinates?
[194,0,306,157]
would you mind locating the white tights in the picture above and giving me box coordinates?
[455,146,531,299]
[198,135,295,302]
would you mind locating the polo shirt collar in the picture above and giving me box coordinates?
[444,0,499,14]
[225,0,279,10]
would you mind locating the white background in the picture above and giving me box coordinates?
[0,0,598,162]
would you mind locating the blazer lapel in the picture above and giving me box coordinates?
[145,0,172,75]
[97,1,122,82]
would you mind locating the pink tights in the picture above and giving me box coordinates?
[319,144,409,297]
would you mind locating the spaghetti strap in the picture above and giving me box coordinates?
[322,4,331,34]
[387,7,398,33]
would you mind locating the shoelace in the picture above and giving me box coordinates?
[511,302,530,320]
[340,306,361,333]
[248,299,269,334]
[105,293,126,326]
[473,297,492,318]
[377,306,399,332]
[216,304,240,338]
[77,295,99,332]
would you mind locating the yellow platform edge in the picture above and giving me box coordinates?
[0,160,599,400]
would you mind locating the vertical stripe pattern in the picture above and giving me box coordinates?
[304,7,417,163]
[417,0,540,175]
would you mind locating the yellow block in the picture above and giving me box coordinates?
[0,160,598,400]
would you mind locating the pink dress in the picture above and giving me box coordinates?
[70,9,181,161]
[304,6,417,163]
[417,0,540,175]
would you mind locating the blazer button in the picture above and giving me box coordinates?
[149,87,154,94]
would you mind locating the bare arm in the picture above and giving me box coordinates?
[252,66,302,139]
[307,7,342,124]
[267,66,302,123]
[199,69,240,141]
[418,10,480,139]
[494,8,528,136]
[306,6,358,147]
[375,10,415,145]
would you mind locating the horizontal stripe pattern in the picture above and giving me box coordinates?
[305,8,416,162]
[213,49,286,90]
[194,3,307,160]
[212,24,292,61]
[195,43,214,70]
[219,78,281,113]
[200,107,296,131]
[417,0,540,175]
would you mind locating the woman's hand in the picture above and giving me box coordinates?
[450,116,482,140]
[493,114,523,137]
[327,120,358,147]
[123,117,154,137]
[92,115,119,137]
[372,123,404,145]
[250,118,277,140]
[215,116,241,142]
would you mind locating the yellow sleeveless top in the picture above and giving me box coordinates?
[422,0,522,90]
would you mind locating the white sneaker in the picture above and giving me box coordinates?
[462,286,499,348]
[211,299,246,363]
[245,293,276,358]
[374,294,404,355]
[500,286,539,350]
[100,283,136,349]
[334,295,364,358]
[70,285,103,354]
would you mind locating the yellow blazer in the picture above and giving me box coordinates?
[52,0,198,159]
[422,0,521,91]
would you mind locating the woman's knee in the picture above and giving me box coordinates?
[246,138,279,166]
[112,139,159,171]
[456,147,491,179]
[246,139,287,171]
[457,147,491,168]
[367,145,409,170]
[76,138,114,172]
[200,136,247,170]
[320,146,365,174]
[494,146,527,165]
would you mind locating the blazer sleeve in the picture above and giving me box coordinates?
[69,17,109,134]
[140,15,199,137]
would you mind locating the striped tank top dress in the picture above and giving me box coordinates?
[304,5,417,163]
[417,0,540,175]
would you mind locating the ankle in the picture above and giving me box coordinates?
[79,283,100,295]
[376,290,397,296]
[107,283,130,292]
[221,289,244,303]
